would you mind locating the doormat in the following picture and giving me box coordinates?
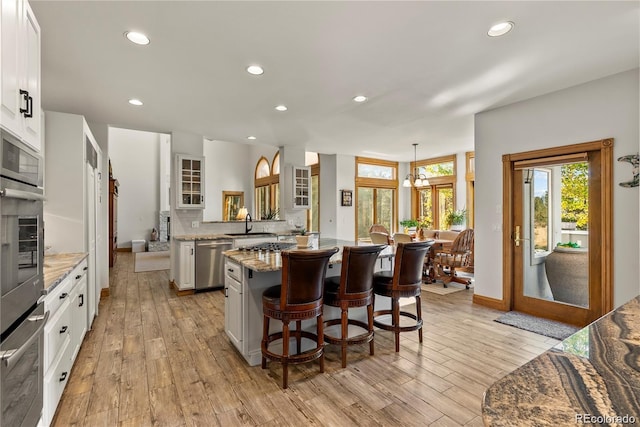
[494,311,580,341]
[421,282,468,295]
[134,251,170,272]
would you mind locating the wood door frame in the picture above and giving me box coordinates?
[501,138,613,324]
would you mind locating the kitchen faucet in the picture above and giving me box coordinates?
[245,213,253,234]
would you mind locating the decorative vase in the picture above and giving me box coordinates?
[544,247,588,307]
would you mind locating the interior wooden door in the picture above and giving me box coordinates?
[505,139,613,327]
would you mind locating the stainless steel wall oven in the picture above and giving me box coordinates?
[0,130,46,427]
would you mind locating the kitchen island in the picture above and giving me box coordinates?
[223,239,395,365]
[482,295,640,426]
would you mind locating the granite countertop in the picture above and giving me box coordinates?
[173,230,305,242]
[43,253,89,294]
[224,238,394,272]
[482,295,640,426]
[173,234,233,241]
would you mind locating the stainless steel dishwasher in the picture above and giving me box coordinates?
[195,240,232,290]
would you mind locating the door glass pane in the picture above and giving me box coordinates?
[419,188,433,228]
[522,163,589,308]
[309,175,319,232]
[376,189,393,235]
[255,186,269,219]
[357,188,374,240]
[437,187,453,229]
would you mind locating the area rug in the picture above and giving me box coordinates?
[134,251,170,272]
[421,282,469,295]
[494,311,580,340]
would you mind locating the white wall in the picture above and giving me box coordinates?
[203,139,252,221]
[335,154,356,239]
[475,68,640,307]
[109,127,161,248]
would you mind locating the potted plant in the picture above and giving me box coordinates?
[295,228,310,247]
[399,219,419,234]
[444,209,467,231]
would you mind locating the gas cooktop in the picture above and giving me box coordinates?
[238,242,296,251]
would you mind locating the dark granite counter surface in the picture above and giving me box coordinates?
[482,295,640,426]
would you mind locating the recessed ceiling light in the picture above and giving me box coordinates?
[275,105,288,112]
[488,21,514,37]
[128,98,143,106]
[247,136,257,140]
[353,95,368,103]
[124,31,150,45]
[246,65,264,75]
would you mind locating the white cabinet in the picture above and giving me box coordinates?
[43,259,88,427]
[44,112,102,330]
[176,154,205,209]
[176,241,195,290]
[0,0,41,151]
[292,166,311,209]
[224,259,243,349]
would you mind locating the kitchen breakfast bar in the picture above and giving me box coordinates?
[223,239,395,366]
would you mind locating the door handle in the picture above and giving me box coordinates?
[0,310,49,369]
[514,226,530,247]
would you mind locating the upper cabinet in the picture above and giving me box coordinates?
[176,154,205,209]
[1,0,41,152]
[292,165,311,209]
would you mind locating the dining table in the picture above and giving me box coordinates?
[419,238,454,283]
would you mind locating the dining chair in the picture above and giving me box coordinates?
[261,247,339,389]
[433,228,474,288]
[323,245,386,367]
[370,231,391,245]
[372,241,432,352]
[392,232,412,244]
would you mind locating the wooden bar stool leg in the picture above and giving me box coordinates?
[261,315,269,369]
[341,307,348,368]
[318,314,325,373]
[367,302,374,356]
[296,320,302,355]
[282,320,290,389]
[416,294,423,343]
[392,297,400,352]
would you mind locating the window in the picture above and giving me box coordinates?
[411,154,457,230]
[254,153,280,219]
[306,153,320,232]
[532,169,551,256]
[355,157,398,240]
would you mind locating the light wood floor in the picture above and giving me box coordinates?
[53,253,558,427]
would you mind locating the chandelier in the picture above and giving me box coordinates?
[402,143,429,187]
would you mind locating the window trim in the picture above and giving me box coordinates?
[411,154,457,226]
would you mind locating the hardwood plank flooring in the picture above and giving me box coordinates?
[53,253,558,426]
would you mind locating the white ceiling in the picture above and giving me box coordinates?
[31,1,639,162]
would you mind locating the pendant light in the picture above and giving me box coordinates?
[403,143,429,187]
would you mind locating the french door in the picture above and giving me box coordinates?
[504,139,613,327]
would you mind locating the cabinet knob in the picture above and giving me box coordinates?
[83,266,88,271]
[75,275,81,280]
[59,293,68,300]
[59,326,68,334]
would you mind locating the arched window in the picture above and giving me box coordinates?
[254,152,280,219]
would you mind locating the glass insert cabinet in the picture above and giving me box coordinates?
[292,166,311,209]
[176,154,205,209]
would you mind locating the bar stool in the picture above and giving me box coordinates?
[261,247,339,389]
[372,241,432,352]
[323,245,386,368]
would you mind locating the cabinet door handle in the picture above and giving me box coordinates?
[224,287,228,298]
[83,266,88,271]
[25,94,33,118]
[59,292,68,300]
[191,248,194,255]
[75,275,81,280]
[59,326,68,334]
[227,268,234,273]
[59,372,68,382]
[79,294,84,307]
[19,89,29,116]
